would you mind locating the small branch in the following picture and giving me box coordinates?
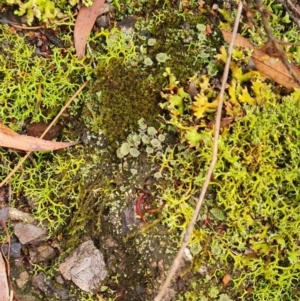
[153,1,244,300]
[255,0,300,87]
[0,80,89,188]
[275,0,300,29]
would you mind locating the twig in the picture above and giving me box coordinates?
[0,80,89,188]
[255,0,300,87]
[275,0,300,29]
[0,220,16,301]
[153,1,244,300]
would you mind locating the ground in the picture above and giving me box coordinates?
[0,0,300,301]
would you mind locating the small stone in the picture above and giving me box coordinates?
[0,207,8,222]
[8,208,35,223]
[14,223,47,245]
[16,271,29,289]
[1,242,22,258]
[32,272,48,293]
[95,15,109,28]
[59,240,107,292]
[55,275,65,285]
[29,244,56,263]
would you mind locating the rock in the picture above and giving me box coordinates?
[95,15,109,28]
[44,279,69,300]
[1,242,22,257]
[0,253,9,301]
[55,275,64,285]
[16,295,38,301]
[16,271,30,288]
[8,208,35,223]
[59,240,107,292]
[32,272,48,293]
[14,223,47,245]
[0,207,8,222]
[29,244,56,263]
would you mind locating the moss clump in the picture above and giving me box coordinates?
[89,2,223,147]
[93,59,161,145]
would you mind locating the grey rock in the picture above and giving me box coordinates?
[59,240,107,292]
[14,223,47,245]
[95,15,109,28]
[1,242,22,257]
[0,253,9,301]
[44,279,69,300]
[0,207,8,223]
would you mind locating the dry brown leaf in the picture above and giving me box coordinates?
[0,123,79,152]
[222,273,232,286]
[220,30,300,89]
[27,122,62,140]
[74,0,105,59]
[251,49,300,89]
[221,29,254,49]
[207,116,235,129]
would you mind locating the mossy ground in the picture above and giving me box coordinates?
[1,0,300,301]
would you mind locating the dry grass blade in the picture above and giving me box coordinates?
[154,1,244,300]
[0,80,89,188]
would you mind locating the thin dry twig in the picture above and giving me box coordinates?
[255,0,300,87]
[0,80,89,188]
[0,220,20,301]
[153,1,244,300]
[275,0,300,29]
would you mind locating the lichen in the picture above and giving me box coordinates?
[89,2,221,148]
[2,0,93,24]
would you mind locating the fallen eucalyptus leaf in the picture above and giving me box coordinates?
[0,123,79,152]
[74,0,105,59]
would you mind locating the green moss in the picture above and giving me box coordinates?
[88,4,222,147]
[93,58,161,145]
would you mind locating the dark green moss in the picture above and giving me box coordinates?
[91,3,223,147]
[93,59,162,145]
